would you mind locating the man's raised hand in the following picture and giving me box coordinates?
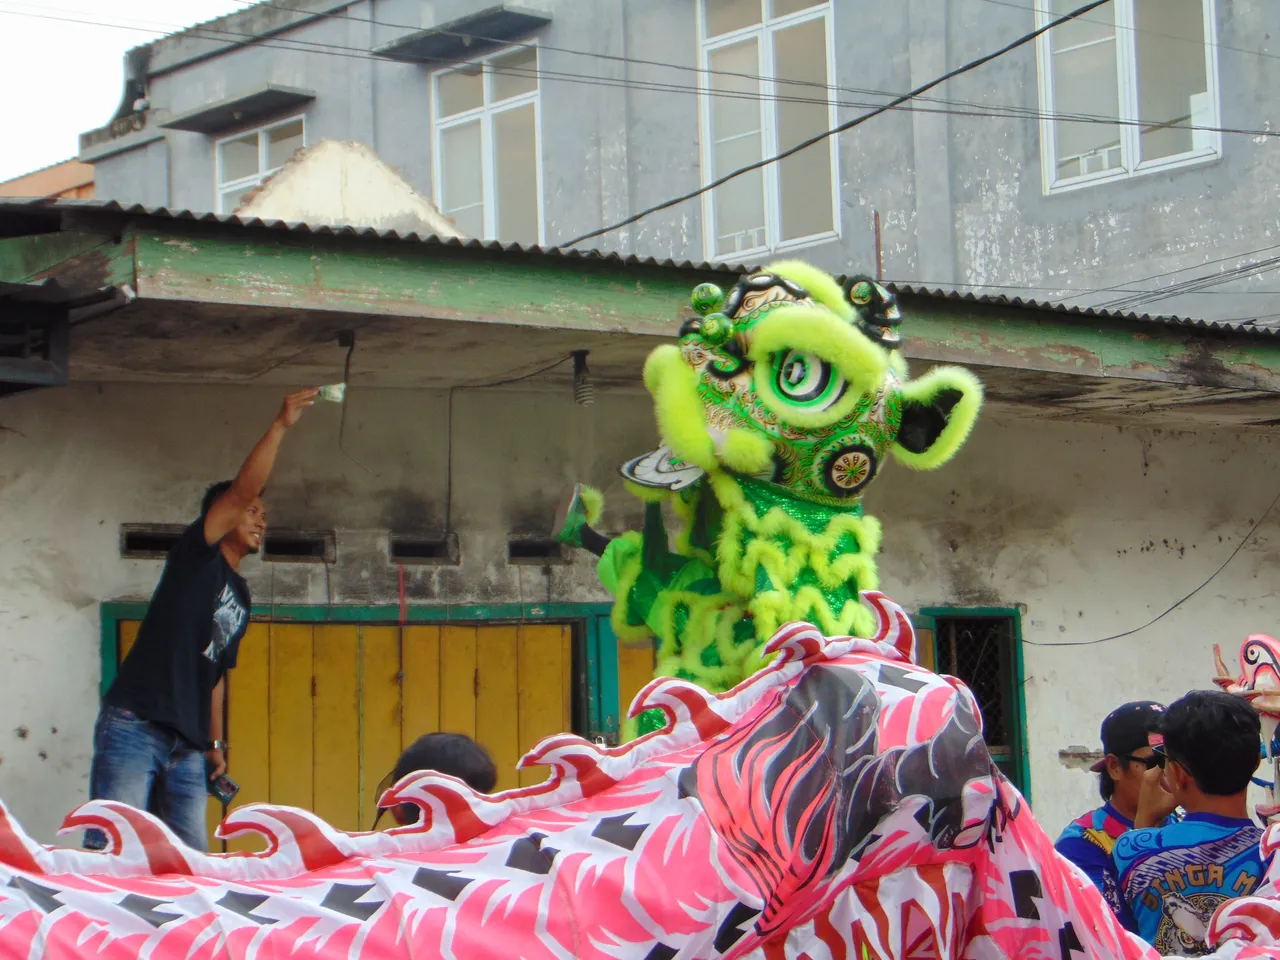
[275,388,320,429]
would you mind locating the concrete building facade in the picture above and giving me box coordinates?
[78,0,1280,323]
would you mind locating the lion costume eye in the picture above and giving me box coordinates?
[773,349,846,408]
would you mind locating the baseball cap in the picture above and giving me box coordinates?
[1090,700,1166,772]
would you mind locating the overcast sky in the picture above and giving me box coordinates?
[0,1,247,182]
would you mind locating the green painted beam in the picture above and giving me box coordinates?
[5,213,1279,392]
[131,224,712,337]
[127,221,1280,390]
[0,231,134,290]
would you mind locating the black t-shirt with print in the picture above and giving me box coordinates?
[106,520,250,749]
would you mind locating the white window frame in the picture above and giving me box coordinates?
[1035,0,1222,194]
[696,0,840,262]
[214,115,307,214]
[431,44,545,245]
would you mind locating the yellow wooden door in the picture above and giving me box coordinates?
[117,619,575,846]
[618,639,656,741]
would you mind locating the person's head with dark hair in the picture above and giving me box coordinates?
[201,480,266,555]
[201,481,234,519]
[376,733,498,827]
[1090,701,1165,819]
[1154,690,1260,812]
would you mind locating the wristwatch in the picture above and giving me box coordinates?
[210,740,228,752]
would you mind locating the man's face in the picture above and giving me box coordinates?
[1107,745,1158,806]
[230,497,266,554]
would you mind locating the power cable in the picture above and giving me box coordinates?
[1100,255,1280,312]
[1026,487,1280,647]
[0,4,1272,148]
[976,0,1280,64]
[1058,240,1280,304]
[562,0,1137,247]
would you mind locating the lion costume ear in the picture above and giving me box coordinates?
[891,366,983,470]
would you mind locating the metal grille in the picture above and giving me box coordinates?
[936,617,1014,752]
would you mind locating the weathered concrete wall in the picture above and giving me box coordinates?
[2,380,1279,841]
[0,381,654,843]
[868,412,1280,834]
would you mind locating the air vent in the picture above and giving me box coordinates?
[507,539,567,566]
[263,531,336,564]
[120,524,186,559]
[390,534,459,566]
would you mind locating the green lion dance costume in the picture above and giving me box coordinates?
[553,261,983,739]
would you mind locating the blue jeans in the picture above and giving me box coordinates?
[84,704,208,852]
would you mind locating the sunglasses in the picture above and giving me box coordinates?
[1121,753,1164,770]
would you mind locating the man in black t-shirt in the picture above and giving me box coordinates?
[85,388,318,852]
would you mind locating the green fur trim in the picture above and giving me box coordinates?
[579,485,604,527]
[890,365,984,471]
[644,345,718,472]
[717,427,773,475]
[709,473,882,645]
[623,480,671,504]
[765,260,853,320]
[747,307,889,428]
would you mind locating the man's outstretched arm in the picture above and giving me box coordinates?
[203,388,318,545]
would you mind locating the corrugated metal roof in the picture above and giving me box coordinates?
[1,197,1273,338]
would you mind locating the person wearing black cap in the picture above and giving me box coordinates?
[1055,700,1171,930]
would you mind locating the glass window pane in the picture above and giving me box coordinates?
[266,119,305,169]
[1050,5,1122,180]
[770,0,824,17]
[1134,0,1210,162]
[773,17,833,240]
[707,39,766,254]
[705,0,761,37]
[440,121,484,237]
[490,47,538,102]
[706,39,762,256]
[438,68,484,118]
[493,104,540,244]
[219,133,259,184]
[712,169,767,255]
[1049,0,1115,51]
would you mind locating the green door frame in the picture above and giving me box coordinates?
[913,606,1031,802]
[99,600,624,743]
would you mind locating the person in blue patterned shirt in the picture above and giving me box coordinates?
[1114,690,1271,956]
[1055,700,1169,930]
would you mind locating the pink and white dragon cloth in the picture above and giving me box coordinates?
[3,592,1280,959]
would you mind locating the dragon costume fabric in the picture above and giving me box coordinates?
[1215,636,1280,822]
[2,594,1279,959]
[553,261,982,738]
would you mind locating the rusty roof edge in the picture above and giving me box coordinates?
[1,198,1273,339]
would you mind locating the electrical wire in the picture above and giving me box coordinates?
[1100,254,1280,312]
[563,0,1118,247]
[336,332,377,476]
[0,4,1273,147]
[976,0,1280,64]
[1025,487,1280,648]
[244,0,1280,95]
[1057,240,1280,305]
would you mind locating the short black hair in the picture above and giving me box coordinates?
[1098,769,1116,801]
[1159,690,1261,796]
[393,733,497,793]
[201,480,234,518]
